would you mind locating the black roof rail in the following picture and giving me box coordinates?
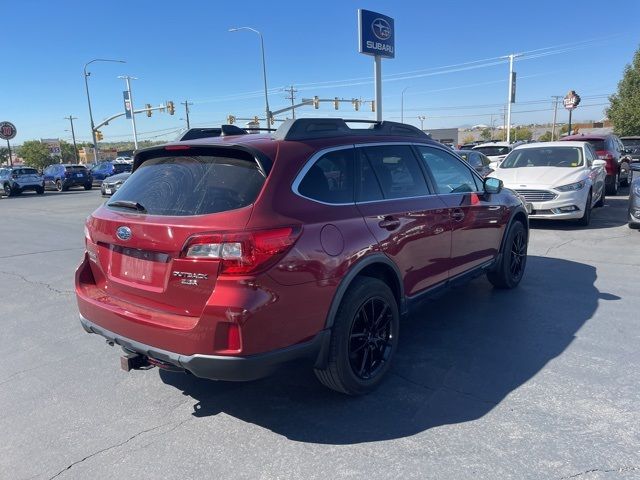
[273,118,430,141]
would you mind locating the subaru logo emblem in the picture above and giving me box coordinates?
[371,18,391,40]
[116,226,132,241]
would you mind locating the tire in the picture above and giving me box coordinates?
[314,277,399,395]
[487,221,527,289]
[606,174,619,196]
[55,180,63,192]
[3,183,12,197]
[576,191,592,226]
[36,186,44,195]
[84,183,92,190]
[594,189,605,208]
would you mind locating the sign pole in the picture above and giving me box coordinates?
[374,55,382,121]
[6,139,12,167]
[568,109,572,136]
[506,54,514,143]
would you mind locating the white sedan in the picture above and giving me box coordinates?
[489,141,607,226]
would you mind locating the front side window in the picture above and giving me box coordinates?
[360,145,429,199]
[417,146,480,194]
[298,148,354,204]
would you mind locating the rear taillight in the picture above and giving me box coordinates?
[596,151,614,161]
[182,226,301,275]
[596,151,616,174]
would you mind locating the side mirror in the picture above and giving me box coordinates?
[630,162,640,172]
[484,177,503,194]
[592,159,607,168]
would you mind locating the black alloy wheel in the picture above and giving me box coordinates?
[55,179,63,192]
[509,229,527,280]
[3,183,11,197]
[577,191,592,226]
[348,297,394,380]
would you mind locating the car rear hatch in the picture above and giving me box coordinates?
[84,145,268,316]
[66,165,88,180]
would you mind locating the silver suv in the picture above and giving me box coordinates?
[1,166,45,197]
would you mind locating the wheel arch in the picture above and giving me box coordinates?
[498,206,529,255]
[314,253,404,369]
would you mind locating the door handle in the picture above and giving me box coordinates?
[378,216,401,230]
[450,209,465,221]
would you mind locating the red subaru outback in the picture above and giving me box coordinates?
[76,119,528,395]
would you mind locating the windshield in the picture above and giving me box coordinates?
[500,147,584,168]
[108,150,265,216]
[473,145,511,157]
[622,138,640,153]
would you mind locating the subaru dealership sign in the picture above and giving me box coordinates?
[358,9,395,59]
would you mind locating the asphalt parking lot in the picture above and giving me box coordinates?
[1,189,639,480]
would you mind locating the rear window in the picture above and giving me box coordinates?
[15,168,38,175]
[113,163,132,174]
[473,145,511,156]
[65,166,87,172]
[108,151,265,216]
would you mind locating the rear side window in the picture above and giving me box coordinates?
[298,149,354,204]
[360,145,429,199]
[108,150,266,216]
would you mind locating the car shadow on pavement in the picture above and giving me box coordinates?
[160,255,617,445]
[529,192,630,230]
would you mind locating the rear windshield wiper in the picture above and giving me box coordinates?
[108,200,147,213]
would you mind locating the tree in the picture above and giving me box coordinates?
[19,141,53,170]
[480,128,492,141]
[60,140,78,163]
[461,134,475,144]
[607,44,640,136]
[538,131,553,142]
[499,127,533,141]
[0,147,9,165]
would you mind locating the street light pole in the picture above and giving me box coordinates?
[118,75,139,150]
[551,95,562,141]
[503,53,522,144]
[64,116,79,163]
[418,115,426,131]
[229,27,271,127]
[83,59,126,162]
[401,86,410,123]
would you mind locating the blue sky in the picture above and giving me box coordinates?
[4,0,639,145]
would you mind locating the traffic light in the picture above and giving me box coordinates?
[253,116,260,124]
[227,115,236,125]
[352,99,360,111]
[95,130,103,141]
[167,101,175,115]
[371,101,375,112]
[334,97,339,110]
[146,104,152,117]
[313,96,320,109]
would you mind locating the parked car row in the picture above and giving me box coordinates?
[1,160,133,197]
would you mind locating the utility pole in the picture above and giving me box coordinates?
[118,75,139,150]
[284,85,298,119]
[551,95,562,140]
[181,100,193,129]
[490,114,495,140]
[64,116,79,163]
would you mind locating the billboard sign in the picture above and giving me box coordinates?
[0,121,17,140]
[41,138,62,157]
[358,9,395,58]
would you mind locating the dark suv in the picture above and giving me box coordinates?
[90,161,132,185]
[43,164,92,191]
[561,133,632,195]
[76,119,529,395]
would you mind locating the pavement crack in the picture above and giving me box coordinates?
[560,465,639,479]
[543,239,575,257]
[47,422,173,479]
[0,270,73,295]
[0,247,83,260]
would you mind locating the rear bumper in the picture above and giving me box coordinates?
[80,314,329,381]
